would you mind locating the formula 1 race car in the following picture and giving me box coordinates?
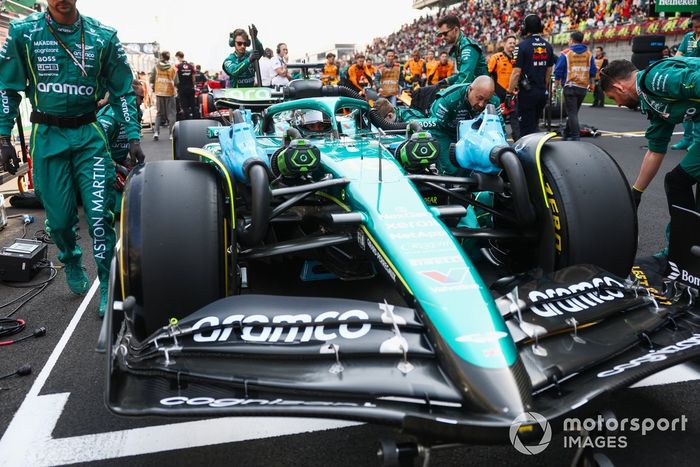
[105,80,700,466]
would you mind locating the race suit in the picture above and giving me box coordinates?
[222,38,264,88]
[444,31,488,86]
[0,11,140,287]
[637,57,700,215]
[427,83,503,175]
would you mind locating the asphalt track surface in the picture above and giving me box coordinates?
[1,105,700,467]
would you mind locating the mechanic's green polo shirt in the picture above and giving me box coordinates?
[637,57,700,153]
[429,83,503,132]
[0,12,139,139]
[445,32,488,86]
[678,31,700,57]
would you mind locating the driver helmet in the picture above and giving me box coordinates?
[295,109,331,135]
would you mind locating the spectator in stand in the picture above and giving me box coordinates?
[404,49,426,87]
[508,14,555,137]
[436,51,454,83]
[321,52,339,85]
[150,50,177,141]
[174,51,197,120]
[488,35,518,140]
[425,50,439,85]
[259,48,275,87]
[347,54,374,95]
[376,49,402,105]
[436,14,487,87]
[592,46,608,107]
[223,26,264,88]
[271,43,292,88]
[672,12,700,151]
[554,31,596,141]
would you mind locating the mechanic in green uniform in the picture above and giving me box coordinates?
[601,57,700,254]
[222,25,264,88]
[672,12,700,150]
[426,75,503,175]
[97,81,144,215]
[435,14,488,87]
[0,0,143,317]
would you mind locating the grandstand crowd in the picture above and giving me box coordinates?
[365,0,648,60]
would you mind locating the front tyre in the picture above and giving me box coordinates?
[120,160,226,339]
[539,141,637,276]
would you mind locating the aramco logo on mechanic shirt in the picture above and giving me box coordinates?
[36,82,95,96]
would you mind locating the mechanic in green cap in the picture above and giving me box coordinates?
[672,12,700,151]
[435,14,488,87]
[223,26,265,87]
[426,76,503,175]
[0,0,143,317]
[97,81,144,215]
[601,57,700,254]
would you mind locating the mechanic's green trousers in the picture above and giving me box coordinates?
[678,120,694,148]
[681,121,700,180]
[31,123,116,285]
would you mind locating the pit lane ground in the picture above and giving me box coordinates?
[1,105,699,466]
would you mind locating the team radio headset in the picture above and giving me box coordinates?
[229,31,250,48]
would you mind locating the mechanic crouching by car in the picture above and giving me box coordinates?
[0,0,144,317]
[600,57,700,255]
[97,81,145,216]
[428,75,503,175]
[223,25,264,88]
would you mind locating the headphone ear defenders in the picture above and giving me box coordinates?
[229,30,251,48]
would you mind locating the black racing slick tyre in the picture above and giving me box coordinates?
[120,160,226,339]
[172,119,220,161]
[631,35,665,54]
[538,141,637,277]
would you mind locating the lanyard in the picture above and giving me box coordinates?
[45,14,87,77]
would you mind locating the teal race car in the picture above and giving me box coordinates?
[105,80,700,466]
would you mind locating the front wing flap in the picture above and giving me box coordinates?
[106,289,700,444]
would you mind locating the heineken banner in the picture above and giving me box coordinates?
[656,0,700,12]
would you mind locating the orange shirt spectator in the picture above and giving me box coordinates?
[436,51,454,81]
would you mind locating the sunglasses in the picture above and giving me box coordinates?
[235,41,246,46]
[437,27,455,38]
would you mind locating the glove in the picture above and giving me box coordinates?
[249,50,261,62]
[249,23,258,38]
[632,186,643,209]
[128,140,145,166]
[504,93,515,109]
[0,135,19,175]
[437,79,448,88]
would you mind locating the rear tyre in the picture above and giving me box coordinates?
[172,119,220,160]
[538,141,637,276]
[121,160,226,339]
[631,35,665,54]
[631,52,663,71]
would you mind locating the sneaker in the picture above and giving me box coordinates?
[65,262,89,295]
[671,139,690,151]
[153,133,159,141]
[98,283,109,318]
